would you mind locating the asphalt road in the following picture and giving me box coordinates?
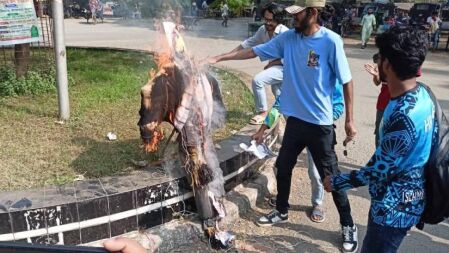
[64,17,449,253]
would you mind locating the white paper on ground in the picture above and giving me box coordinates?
[106,132,117,141]
[215,231,235,247]
[239,140,277,159]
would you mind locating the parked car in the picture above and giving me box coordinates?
[410,3,441,27]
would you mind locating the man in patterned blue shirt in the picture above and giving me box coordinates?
[324,27,436,253]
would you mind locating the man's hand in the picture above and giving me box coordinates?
[323,176,333,192]
[198,56,220,67]
[103,237,147,253]
[264,59,282,70]
[364,63,378,77]
[344,120,357,146]
[251,128,266,144]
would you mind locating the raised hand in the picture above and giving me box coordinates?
[364,63,378,77]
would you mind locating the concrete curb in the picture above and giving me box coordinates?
[86,157,279,252]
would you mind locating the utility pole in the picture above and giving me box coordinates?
[52,0,70,120]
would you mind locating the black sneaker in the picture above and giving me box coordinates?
[361,44,366,49]
[342,225,358,253]
[257,210,288,227]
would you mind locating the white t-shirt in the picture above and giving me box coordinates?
[242,24,289,64]
[427,16,441,33]
[241,24,289,48]
[221,4,229,16]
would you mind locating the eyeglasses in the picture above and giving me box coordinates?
[263,17,275,24]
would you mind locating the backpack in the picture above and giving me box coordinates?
[416,83,449,230]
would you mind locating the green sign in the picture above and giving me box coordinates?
[0,0,40,46]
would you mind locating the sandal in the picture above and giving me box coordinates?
[310,205,325,223]
[250,114,265,125]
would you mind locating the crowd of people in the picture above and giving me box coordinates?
[96,1,441,252]
[206,0,437,252]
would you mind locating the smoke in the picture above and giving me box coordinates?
[161,141,186,179]
[203,135,225,197]
[211,99,226,131]
[207,71,227,131]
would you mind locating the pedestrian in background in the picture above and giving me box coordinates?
[221,1,229,27]
[89,0,99,24]
[360,8,376,49]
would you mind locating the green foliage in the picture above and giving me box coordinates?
[0,66,58,97]
[226,0,252,10]
[130,0,191,18]
[210,0,251,10]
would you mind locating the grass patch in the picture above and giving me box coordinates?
[0,48,254,191]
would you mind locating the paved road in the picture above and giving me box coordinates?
[65,17,449,253]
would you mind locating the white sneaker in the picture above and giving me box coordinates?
[342,225,358,253]
[257,210,288,227]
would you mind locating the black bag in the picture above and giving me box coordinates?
[416,84,449,230]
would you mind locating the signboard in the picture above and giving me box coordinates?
[0,0,40,46]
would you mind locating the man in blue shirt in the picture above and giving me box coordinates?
[252,83,344,224]
[207,0,358,252]
[324,27,436,253]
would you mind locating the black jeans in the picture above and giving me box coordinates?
[275,117,354,226]
[361,219,408,253]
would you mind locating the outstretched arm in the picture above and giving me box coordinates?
[326,112,418,192]
[208,48,257,64]
[229,44,244,53]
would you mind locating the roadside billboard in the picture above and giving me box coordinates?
[0,0,40,46]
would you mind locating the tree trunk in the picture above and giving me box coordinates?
[14,43,31,78]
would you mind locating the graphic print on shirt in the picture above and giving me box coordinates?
[332,85,436,228]
[307,50,320,67]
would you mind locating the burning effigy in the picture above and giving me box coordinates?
[137,22,233,248]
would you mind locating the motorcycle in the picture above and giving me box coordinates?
[85,8,104,24]
[65,4,87,19]
[339,16,352,37]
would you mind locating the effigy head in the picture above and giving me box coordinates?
[137,53,190,153]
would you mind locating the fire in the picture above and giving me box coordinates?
[143,128,164,153]
[148,21,178,81]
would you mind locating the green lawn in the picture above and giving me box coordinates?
[0,48,254,191]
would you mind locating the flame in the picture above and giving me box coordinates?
[143,128,165,153]
[149,52,174,81]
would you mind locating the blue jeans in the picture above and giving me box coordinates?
[307,148,324,206]
[361,219,409,253]
[431,30,440,50]
[251,65,283,112]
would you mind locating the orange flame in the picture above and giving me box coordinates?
[143,128,165,153]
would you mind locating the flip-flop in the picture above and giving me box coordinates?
[310,205,325,223]
[250,115,265,125]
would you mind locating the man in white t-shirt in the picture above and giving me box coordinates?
[427,11,442,50]
[202,0,208,9]
[225,2,289,124]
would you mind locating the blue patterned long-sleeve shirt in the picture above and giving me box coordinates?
[332,85,436,228]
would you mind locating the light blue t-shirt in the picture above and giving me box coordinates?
[253,27,352,125]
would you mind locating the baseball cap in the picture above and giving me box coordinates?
[285,0,326,14]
